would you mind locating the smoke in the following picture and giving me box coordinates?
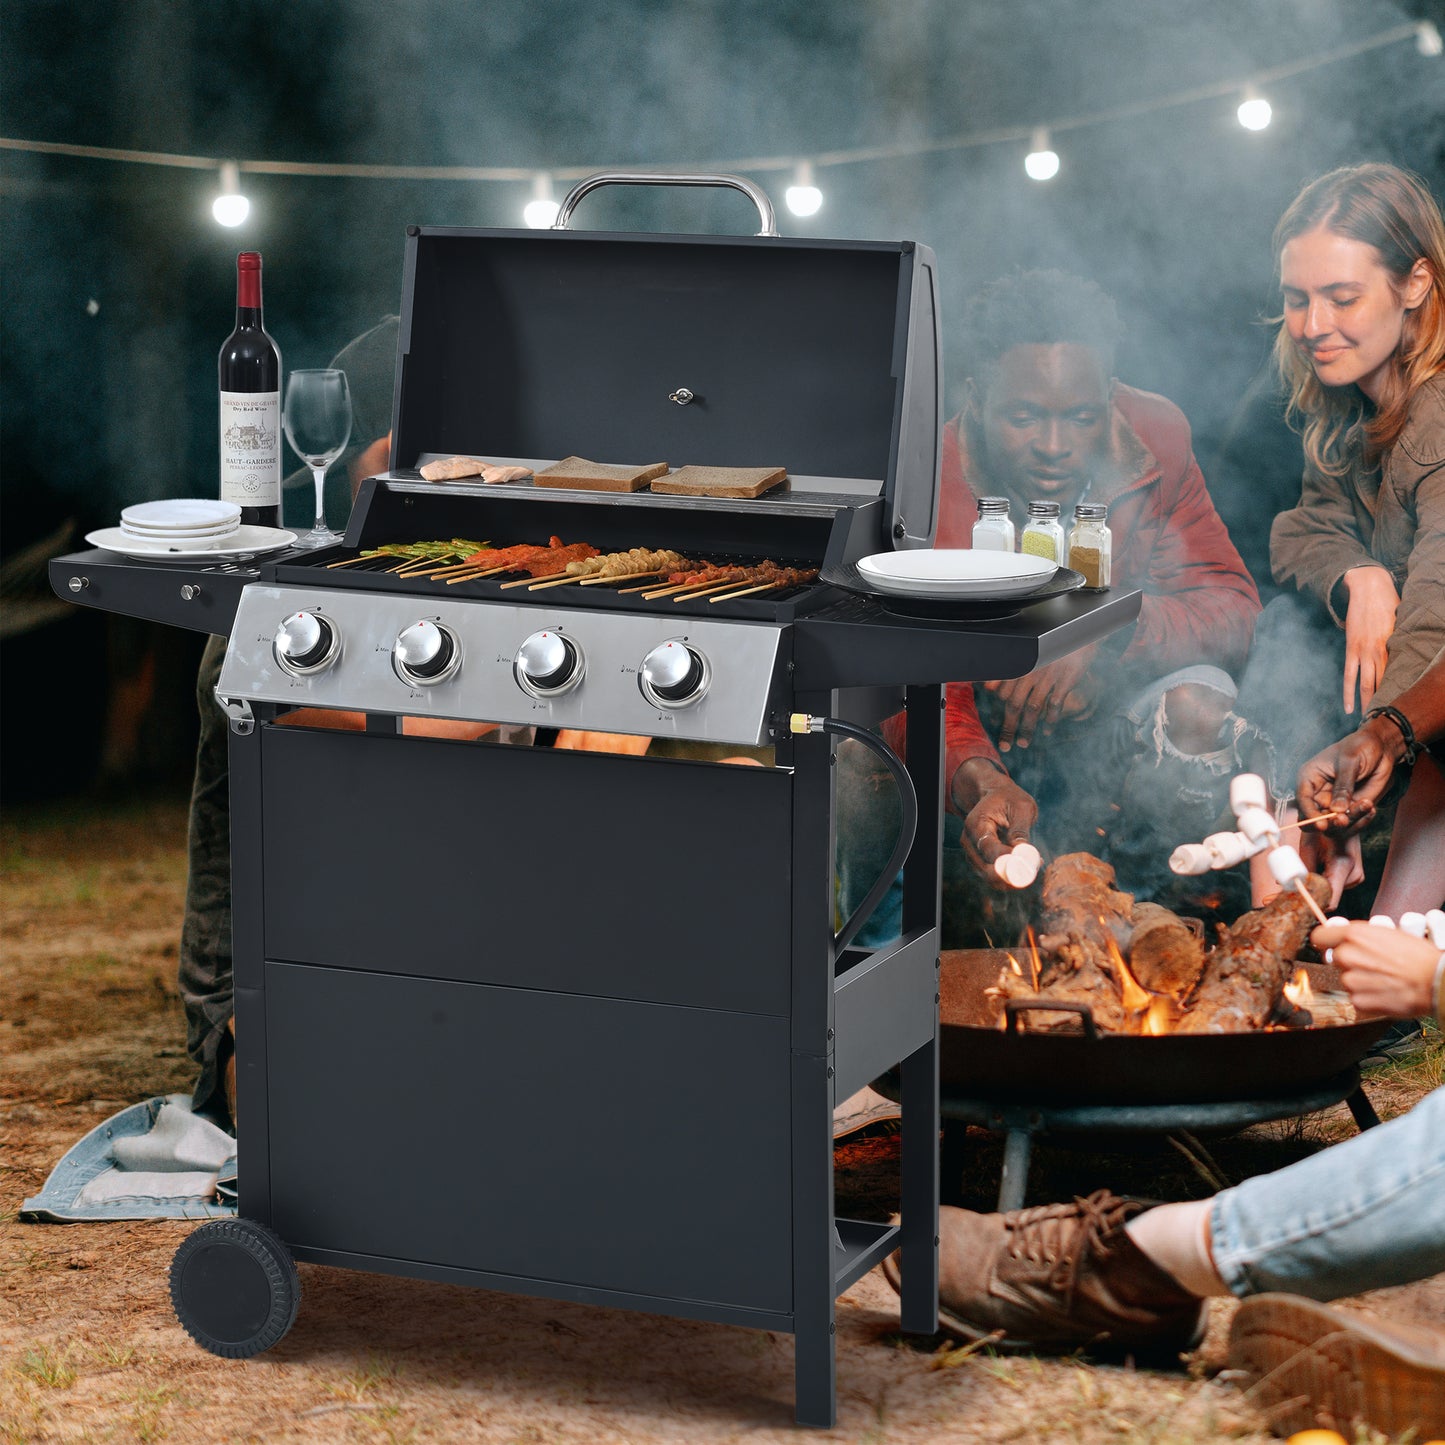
[2,0,1442,548]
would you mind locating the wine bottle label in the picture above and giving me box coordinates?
[219,390,281,506]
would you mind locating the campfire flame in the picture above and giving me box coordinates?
[1104,930,1154,1013]
[1282,967,1313,1009]
[1026,927,1042,992]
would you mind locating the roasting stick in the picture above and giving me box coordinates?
[1293,879,1330,927]
[577,569,665,586]
[641,582,699,599]
[444,565,513,585]
[1297,808,1350,828]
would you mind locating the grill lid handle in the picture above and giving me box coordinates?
[552,170,779,238]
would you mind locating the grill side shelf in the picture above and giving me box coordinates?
[49,551,254,635]
[792,589,1142,690]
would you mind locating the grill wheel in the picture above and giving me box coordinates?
[169,1219,300,1358]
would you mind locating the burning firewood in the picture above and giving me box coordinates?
[991,853,1337,1037]
[1175,874,1332,1034]
[1125,902,1206,996]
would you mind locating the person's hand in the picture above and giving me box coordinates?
[1296,714,1406,833]
[1311,920,1441,1020]
[1297,827,1364,909]
[951,759,1039,882]
[1342,566,1399,715]
[984,644,1103,752]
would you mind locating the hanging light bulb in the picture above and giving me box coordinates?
[522,173,560,229]
[1024,129,1059,181]
[1418,20,1443,56]
[211,161,250,227]
[1237,90,1272,130]
[785,161,824,218]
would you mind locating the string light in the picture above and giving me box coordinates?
[784,161,823,217]
[1024,128,1059,181]
[521,173,559,229]
[211,161,249,227]
[1237,90,1272,130]
[0,19,1431,216]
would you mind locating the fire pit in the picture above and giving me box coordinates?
[917,948,1390,1210]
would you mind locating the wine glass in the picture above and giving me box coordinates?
[283,369,352,549]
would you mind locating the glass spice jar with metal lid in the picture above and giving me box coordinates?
[971,496,1016,552]
[1020,500,1065,563]
[1068,502,1112,590]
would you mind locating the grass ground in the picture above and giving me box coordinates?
[2,793,1440,1443]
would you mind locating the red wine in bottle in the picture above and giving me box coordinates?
[218,251,282,527]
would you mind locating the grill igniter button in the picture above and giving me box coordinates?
[274,611,340,676]
[514,630,582,697]
[639,639,709,708]
[393,620,461,685]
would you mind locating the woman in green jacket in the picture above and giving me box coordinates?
[1249,162,1445,915]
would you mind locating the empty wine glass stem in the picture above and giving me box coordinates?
[311,467,328,531]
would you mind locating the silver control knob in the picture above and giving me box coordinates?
[274,611,339,675]
[639,639,709,708]
[514,630,582,697]
[393,620,460,685]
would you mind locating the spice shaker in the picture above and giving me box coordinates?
[1067,502,1112,589]
[1020,500,1065,563]
[971,496,1015,552]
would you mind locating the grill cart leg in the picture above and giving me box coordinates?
[897,1032,940,1334]
[790,1050,837,1429]
[169,1219,300,1359]
[1347,1085,1381,1131]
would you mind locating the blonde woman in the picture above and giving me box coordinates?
[1242,163,1445,914]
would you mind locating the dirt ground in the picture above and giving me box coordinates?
[2,793,1441,1444]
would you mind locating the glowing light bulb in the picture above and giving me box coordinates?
[1237,94,1272,131]
[1418,21,1443,56]
[212,161,250,227]
[523,173,560,229]
[1024,129,1059,181]
[785,162,823,218]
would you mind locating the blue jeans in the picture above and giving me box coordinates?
[1211,1087,1445,1299]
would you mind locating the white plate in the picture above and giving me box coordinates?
[86,525,298,561]
[121,520,241,540]
[120,498,242,531]
[857,549,1057,597]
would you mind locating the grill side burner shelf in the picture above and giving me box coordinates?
[49,175,1141,1428]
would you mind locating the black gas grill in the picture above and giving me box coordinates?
[50,173,1139,1427]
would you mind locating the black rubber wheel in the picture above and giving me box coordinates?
[169,1219,300,1359]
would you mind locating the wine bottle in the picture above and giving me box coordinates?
[218,251,282,527]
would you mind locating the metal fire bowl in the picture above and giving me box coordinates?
[937,949,1393,1107]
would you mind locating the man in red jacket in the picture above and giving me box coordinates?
[841,271,1262,942]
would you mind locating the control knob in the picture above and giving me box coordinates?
[273,611,339,675]
[393,620,461,685]
[514,630,582,697]
[640,639,709,708]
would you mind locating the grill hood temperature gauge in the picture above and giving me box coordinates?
[514,630,583,697]
[274,611,340,676]
[393,620,461,685]
[640,640,709,708]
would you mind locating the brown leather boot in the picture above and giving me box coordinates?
[884,1190,1206,1355]
[1227,1294,1445,1438]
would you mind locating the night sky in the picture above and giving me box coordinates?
[2,0,1443,788]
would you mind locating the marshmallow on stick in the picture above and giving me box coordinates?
[992,842,1042,889]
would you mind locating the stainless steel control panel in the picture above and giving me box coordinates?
[217,585,788,745]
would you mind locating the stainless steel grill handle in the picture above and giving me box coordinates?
[552,171,779,238]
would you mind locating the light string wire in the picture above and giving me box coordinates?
[0,21,1426,185]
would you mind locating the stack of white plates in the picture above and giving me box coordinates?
[120,499,241,542]
[86,498,297,560]
[856,549,1058,598]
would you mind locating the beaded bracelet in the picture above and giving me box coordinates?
[1365,704,1420,767]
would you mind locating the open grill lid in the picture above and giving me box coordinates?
[388,174,941,555]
